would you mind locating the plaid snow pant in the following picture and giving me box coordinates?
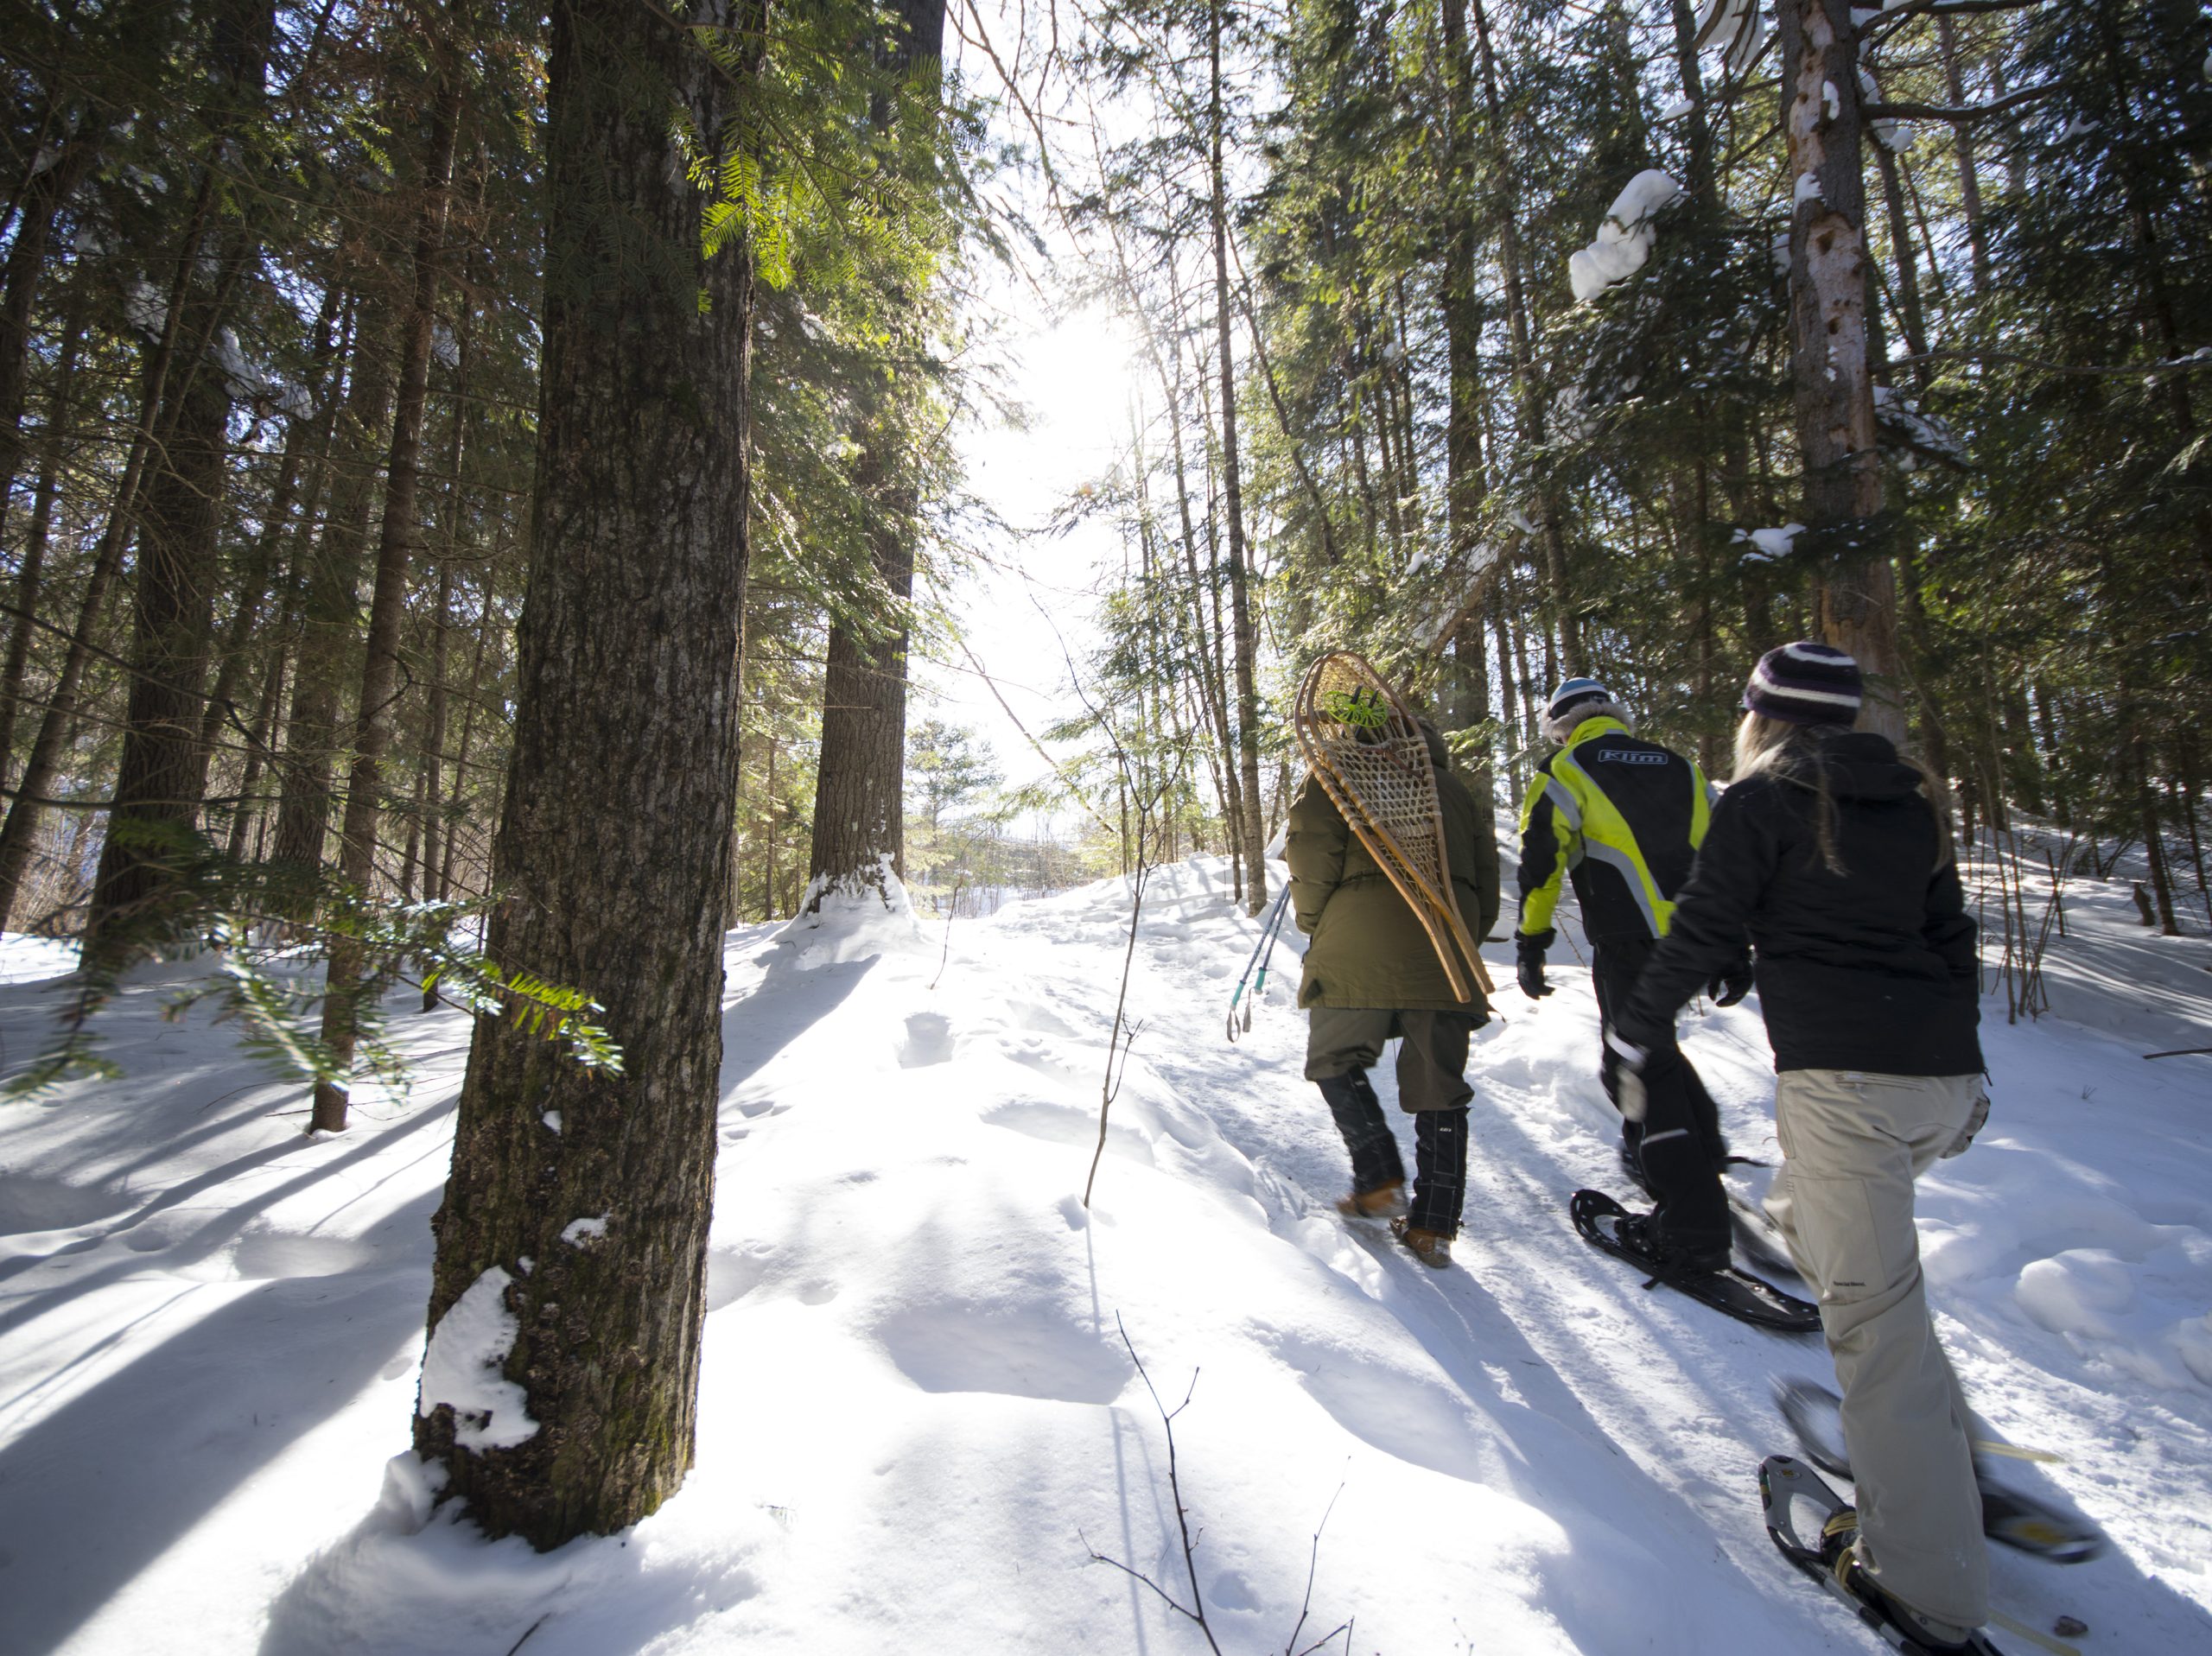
[1767,1068,1990,1631]
[1306,1007,1478,1234]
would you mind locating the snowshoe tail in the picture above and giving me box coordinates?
[1728,1192,1800,1280]
[1570,1190,1821,1334]
[1776,1379,2108,1564]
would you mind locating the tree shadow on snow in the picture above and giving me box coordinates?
[0,1100,455,1655]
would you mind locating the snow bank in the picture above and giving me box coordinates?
[416,1266,538,1451]
[775,855,925,968]
[0,932,79,984]
[1567,170,1683,302]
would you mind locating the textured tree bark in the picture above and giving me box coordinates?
[0,136,97,511]
[0,314,80,795]
[1872,143,1929,372]
[805,456,917,902]
[313,84,462,1133]
[86,0,278,959]
[413,0,758,1547]
[1936,18,1990,295]
[803,0,944,908]
[435,567,494,905]
[0,149,220,927]
[1210,0,1268,917]
[270,311,397,872]
[193,286,345,829]
[1776,0,1906,740]
[226,638,290,863]
[1469,0,1576,667]
[419,337,472,942]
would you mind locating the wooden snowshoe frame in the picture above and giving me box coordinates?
[1291,651,1494,1001]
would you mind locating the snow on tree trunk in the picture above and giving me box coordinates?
[413,0,758,1550]
[1776,0,1907,741]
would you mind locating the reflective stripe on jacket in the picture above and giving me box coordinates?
[1515,715,1711,942]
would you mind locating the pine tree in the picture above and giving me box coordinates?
[413,0,761,1545]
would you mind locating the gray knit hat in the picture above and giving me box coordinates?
[1742,642,1862,726]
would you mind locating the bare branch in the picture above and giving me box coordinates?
[1113,1315,1224,1655]
[1863,81,2067,123]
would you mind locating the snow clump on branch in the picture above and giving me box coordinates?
[1568,171,1685,303]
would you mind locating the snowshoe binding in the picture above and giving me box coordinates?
[1571,1189,1820,1333]
[1760,1455,2008,1653]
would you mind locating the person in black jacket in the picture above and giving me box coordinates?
[1514,676,1748,1271]
[1611,643,1992,1653]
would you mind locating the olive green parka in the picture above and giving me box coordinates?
[1286,729,1500,1012]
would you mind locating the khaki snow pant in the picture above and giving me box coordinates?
[1766,1069,1989,1631]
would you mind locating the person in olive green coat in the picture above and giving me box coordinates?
[1286,720,1501,1268]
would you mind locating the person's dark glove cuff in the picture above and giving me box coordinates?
[1515,930,1554,961]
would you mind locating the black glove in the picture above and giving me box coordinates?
[1707,952,1754,1008]
[1516,930,1554,1000]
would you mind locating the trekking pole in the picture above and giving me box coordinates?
[1227,883,1293,1043]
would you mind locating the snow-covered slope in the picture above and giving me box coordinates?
[1,850,2209,1654]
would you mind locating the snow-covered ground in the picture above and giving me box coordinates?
[3,837,2209,1654]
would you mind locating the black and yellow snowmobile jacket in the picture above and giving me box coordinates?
[1515,714,1713,945]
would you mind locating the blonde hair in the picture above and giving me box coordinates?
[1731,711,1954,875]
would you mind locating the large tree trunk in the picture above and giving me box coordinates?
[85,0,280,955]
[0,147,221,927]
[0,136,98,510]
[1469,0,1576,667]
[803,0,944,908]
[86,0,277,957]
[414,0,759,1547]
[1776,0,1906,739]
[313,84,462,1132]
[1210,0,1268,916]
[1936,17,1991,295]
[193,286,346,836]
[270,309,397,871]
[0,313,81,793]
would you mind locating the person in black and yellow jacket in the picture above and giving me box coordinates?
[1515,676,1749,1271]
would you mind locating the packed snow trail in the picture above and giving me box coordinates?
[0,843,2208,1653]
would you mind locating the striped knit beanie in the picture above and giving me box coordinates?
[1543,676,1612,725]
[1742,642,1862,726]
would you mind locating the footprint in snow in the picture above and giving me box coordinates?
[899,1011,954,1068]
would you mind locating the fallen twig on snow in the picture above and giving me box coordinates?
[1083,1318,1352,1654]
[929,881,963,993]
[1281,1481,1351,1656]
[1083,1315,1223,1654]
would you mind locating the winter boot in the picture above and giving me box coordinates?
[1613,1209,1731,1275]
[1390,1217,1452,1270]
[1820,1509,1980,1653]
[1336,1178,1408,1221]
[1617,1136,1655,1199]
